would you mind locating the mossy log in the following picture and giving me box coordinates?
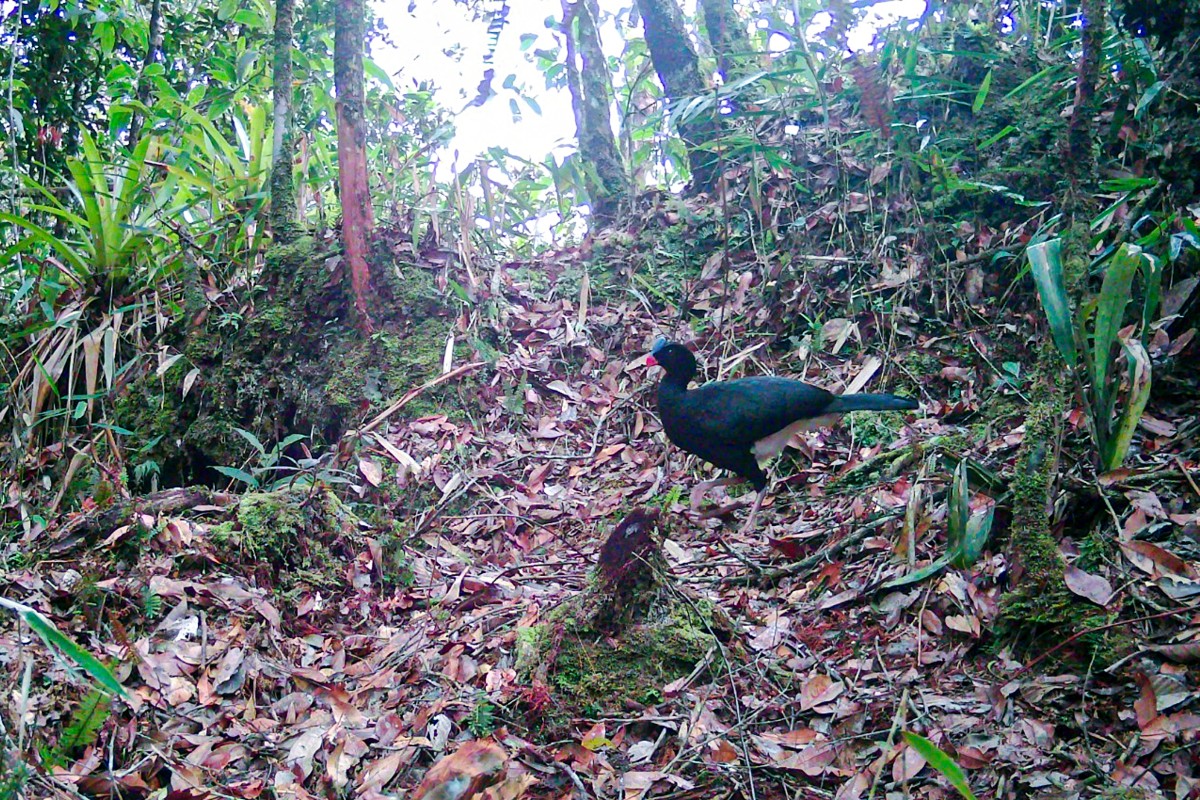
[45,487,234,556]
[998,347,1102,643]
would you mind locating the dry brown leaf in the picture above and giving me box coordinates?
[1133,672,1159,730]
[1119,540,1195,579]
[891,741,926,782]
[1146,641,1200,664]
[359,458,383,487]
[1063,565,1114,606]
[799,675,844,711]
[411,740,507,800]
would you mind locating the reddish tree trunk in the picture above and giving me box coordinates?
[334,0,375,334]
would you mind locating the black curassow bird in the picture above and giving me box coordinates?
[647,339,920,532]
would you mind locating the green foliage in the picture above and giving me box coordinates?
[212,429,309,490]
[141,585,163,620]
[947,459,993,569]
[1027,240,1158,471]
[466,697,497,737]
[656,484,684,513]
[2,131,175,292]
[0,598,128,699]
[0,754,30,800]
[55,690,112,762]
[901,732,977,800]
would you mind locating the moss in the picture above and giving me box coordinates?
[210,487,361,593]
[112,235,473,487]
[515,580,733,729]
[210,489,304,564]
[997,353,1117,662]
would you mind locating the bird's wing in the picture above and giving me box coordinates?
[681,377,836,445]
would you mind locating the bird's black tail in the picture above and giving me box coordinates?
[827,393,919,413]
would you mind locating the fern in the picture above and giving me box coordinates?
[58,690,111,757]
[466,699,496,737]
[142,585,162,619]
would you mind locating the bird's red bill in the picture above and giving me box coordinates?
[646,355,658,366]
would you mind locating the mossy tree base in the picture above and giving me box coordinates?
[997,350,1110,658]
[515,510,740,731]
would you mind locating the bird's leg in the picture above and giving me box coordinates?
[738,485,770,534]
[689,476,742,512]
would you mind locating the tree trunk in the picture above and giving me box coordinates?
[637,0,721,194]
[334,0,375,334]
[563,0,628,224]
[127,0,163,143]
[698,0,755,85]
[1064,0,1107,183]
[269,0,299,244]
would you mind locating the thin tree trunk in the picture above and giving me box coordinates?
[269,0,299,244]
[563,0,627,223]
[334,0,375,334]
[127,0,163,143]
[1065,0,1107,183]
[638,0,721,194]
[698,0,755,84]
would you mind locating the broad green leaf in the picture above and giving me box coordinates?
[1027,240,1077,368]
[233,427,266,455]
[279,433,308,450]
[901,732,977,800]
[1101,340,1152,471]
[948,459,969,551]
[878,555,950,590]
[364,58,395,89]
[1139,252,1162,341]
[978,124,1015,148]
[212,465,259,488]
[1093,244,1143,394]
[947,460,992,568]
[0,213,88,280]
[957,508,994,568]
[232,8,264,28]
[1,600,129,698]
[1134,81,1165,119]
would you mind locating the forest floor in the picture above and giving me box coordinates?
[4,223,1200,800]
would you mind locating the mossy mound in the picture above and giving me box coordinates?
[209,486,361,594]
[516,594,733,724]
[514,511,740,732]
[114,233,472,487]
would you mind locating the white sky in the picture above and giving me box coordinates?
[370,0,926,171]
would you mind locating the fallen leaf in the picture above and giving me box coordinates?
[410,740,507,800]
[1064,565,1114,606]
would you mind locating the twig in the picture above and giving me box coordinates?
[724,511,903,587]
[360,361,484,434]
[1176,456,1200,499]
[542,387,645,461]
[1011,607,1186,680]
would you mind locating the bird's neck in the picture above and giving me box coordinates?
[659,372,692,396]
